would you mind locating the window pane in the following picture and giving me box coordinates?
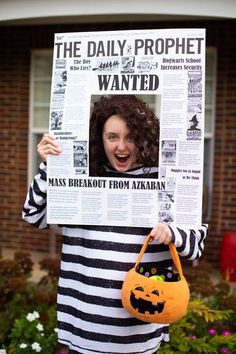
[34,81,51,103]
[205,108,212,134]
[206,51,215,77]
[203,139,211,185]
[32,133,44,176]
[33,107,50,128]
[139,94,154,105]
[33,53,53,78]
[205,80,213,105]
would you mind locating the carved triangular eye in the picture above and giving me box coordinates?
[151,290,159,296]
[135,286,144,292]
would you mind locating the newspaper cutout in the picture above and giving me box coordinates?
[47,28,205,229]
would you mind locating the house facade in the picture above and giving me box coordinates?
[1,0,236,266]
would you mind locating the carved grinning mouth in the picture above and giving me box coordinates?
[130,291,165,315]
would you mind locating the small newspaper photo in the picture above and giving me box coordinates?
[47,28,206,229]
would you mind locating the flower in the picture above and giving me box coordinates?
[32,342,41,352]
[32,311,39,319]
[26,313,34,322]
[26,311,40,322]
[54,328,58,333]
[36,323,44,332]
[0,350,7,354]
[208,328,217,335]
[188,335,197,339]
[220,347,229,354]
[222,330,231,336]
[59,350,67,354]
[19,343,27,348]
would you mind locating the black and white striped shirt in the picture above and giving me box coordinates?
[22,162,207,354]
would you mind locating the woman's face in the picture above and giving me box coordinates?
[102,115,139,172]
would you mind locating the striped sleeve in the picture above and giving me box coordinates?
[22,162,48,229]
[169,224,208,260]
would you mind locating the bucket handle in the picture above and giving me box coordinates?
[135,234,184,278]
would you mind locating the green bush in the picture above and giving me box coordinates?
[0,252,64,353]
[158,299,236,353]
[0,254,235,353]
[158,261,236,353]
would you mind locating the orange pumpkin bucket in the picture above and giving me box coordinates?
[121,235,190,324]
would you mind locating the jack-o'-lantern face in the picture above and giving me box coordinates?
[122,240,190,324]
[122,267,190,324]
[130,284,165,316]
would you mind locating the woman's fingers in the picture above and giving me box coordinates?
[150,223,172,245]
[37,133,62,161]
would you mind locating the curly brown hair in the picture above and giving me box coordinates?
[89,94,159,176]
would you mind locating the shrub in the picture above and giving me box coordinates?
[158,299,236,353]
[158,261,236,353]
[0,252,62,353]
[0,254,235,353]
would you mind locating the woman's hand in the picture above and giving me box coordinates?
[37,133,62,161]
[150,223,173,245]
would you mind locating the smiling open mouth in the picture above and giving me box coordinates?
[115,154,129,163]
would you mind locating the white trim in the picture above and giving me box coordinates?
[0,0,236,25]
[28,49,52,185]
[28,49,35,187]
[206,47,217,220]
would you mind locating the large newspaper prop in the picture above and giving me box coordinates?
[47,28,205,229]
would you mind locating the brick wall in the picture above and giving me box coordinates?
[208,20,236,264]
[0,26,55,253]
[0,20,235,265]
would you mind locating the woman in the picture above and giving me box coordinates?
[23,95,207,354]
[89,95,159,177]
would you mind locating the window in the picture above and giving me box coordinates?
[203,48,217,221]
[28,50,53,183]
[29,48,216,220]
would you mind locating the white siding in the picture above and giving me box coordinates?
[0,0,236,25]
